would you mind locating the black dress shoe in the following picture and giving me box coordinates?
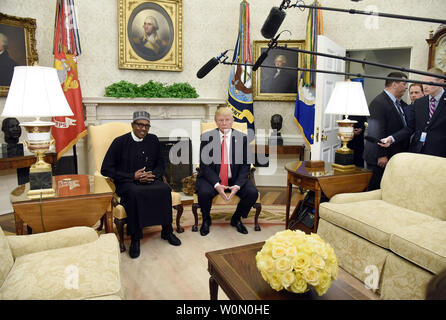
[200,220,211,236]
[161,232,181,246]
[230,219,248,234]
[129,239,140,259]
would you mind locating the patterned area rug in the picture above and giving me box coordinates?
[176,204,287,227]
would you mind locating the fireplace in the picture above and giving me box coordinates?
[159,137,192,192]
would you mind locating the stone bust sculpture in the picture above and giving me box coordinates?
[270,114,283,132]
[2,117,21,144]
[269,114,283,145]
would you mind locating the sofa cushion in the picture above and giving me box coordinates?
[6,226,98,259]
[389,221,446,275]
[0,233,122,300]
[0,227,14,288]
[381,153,446,221]
[319,200,438,249]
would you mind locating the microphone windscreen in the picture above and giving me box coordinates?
[261,7,286,39]
[252,51,269,71]
[196,57,219,79]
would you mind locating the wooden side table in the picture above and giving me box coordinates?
[0,153,57,171]
[285,161,372,234]
[252,144,305,159]
[10,174,113,235]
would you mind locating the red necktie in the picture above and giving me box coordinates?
[219,134,228,186]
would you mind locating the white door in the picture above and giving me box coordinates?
[311,36,346,162]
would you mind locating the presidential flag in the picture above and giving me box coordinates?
[294,1,323,149]
[227,0,255,141]
[52,0,87,159]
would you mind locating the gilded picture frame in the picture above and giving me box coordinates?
[253,40,305,101]
[0,13,38,97]
[118,0,183,71]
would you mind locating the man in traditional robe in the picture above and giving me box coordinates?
[195,107,258,236]
[101,111,181,259]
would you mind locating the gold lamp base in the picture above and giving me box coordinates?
[333,117,357,172]
[27,187,56,200]
[21,119,56,199]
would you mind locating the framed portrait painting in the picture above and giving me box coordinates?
[253,40,305,101]
[0,13,38,97]
[118,0,183,71]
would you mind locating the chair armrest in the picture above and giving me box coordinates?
[94,172,115,193]
[329,189,382,204]
[7,227,99,259]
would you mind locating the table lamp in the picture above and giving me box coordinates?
[1,66,74,199]
[325,80,370,172]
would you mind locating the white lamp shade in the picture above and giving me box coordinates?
[1,66,74,118]
[325,81,370,116]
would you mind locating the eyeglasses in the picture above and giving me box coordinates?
[133,122,151,129]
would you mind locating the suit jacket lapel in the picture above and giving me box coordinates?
[382,91,406,127]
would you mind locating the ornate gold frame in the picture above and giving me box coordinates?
[118,0,183,71]
[253,40,305,101]
[0,13,38,97]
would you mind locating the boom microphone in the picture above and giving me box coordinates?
[196,50,228,79]
[261,7,286,39]
[252,51,268,72]
[252,32,281,71]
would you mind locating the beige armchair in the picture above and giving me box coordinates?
[317,152,446,299]
[88,122,184,253]
[191,122,262,231]
[0,226,123,300]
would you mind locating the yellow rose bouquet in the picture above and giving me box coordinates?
[255,229,338,296]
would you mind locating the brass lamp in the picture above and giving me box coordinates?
[325,81,370,172]
[1,66,74,199]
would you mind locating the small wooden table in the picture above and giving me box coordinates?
[0,153,57,171]
[252,144,305,159]
[205,242,370,300]
[10,174,113,235]
[285,161,372,234]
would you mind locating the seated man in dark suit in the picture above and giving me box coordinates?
[196,107,258,236]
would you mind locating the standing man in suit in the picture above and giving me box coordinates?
[380,68,446,158]
[408,83,425,104]
[196,107,258,236]
[363,72,410,190]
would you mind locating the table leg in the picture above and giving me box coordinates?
[209,276,219,300]
[314,189,321,233]
[285,178,292,229]
[14,213,24,235]
[105,210,114,233]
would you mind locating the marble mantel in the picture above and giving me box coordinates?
[82,97,227,125]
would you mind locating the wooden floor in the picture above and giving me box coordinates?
[0,186,303,234]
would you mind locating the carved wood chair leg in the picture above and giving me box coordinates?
[114,217,126,252]
[97,216,104,231]
[254,202,262,231]
[174,204,184,233]
[191,203,200,232]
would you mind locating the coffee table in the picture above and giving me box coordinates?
[10,174,113,235]
[205,242,370,300]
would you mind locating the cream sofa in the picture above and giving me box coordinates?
[318,152,446,299]
[0,226,124,300]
